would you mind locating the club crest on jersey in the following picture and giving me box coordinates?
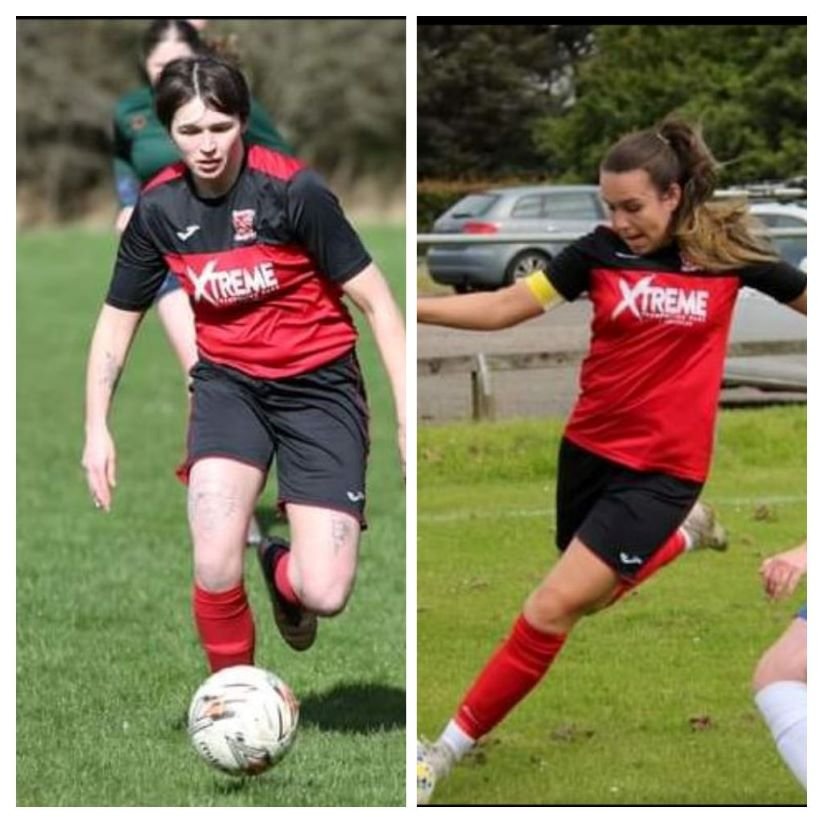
[232,209,257,242]
[185,259,279,306]
[611,275,709,325]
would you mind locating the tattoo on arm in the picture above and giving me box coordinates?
[101,351,122,396]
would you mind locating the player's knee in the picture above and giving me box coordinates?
[752,647,775,694]
[752,641,806,694]
[754,620,807,693]
[298,571,355,617]
[524,583,588,634]
[194,551,243,593]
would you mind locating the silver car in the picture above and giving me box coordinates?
[726,201,806,390]
[426,185,606,292]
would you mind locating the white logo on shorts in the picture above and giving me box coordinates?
[346,491,365,502]
[619,552,643,566]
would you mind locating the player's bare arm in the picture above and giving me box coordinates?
[760,541,807,600]
[341,263,406,471]
[417,272,562,330]
[82,304,144,511]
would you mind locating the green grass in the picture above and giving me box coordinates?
[17,225,405,806]
[418,410,806,804]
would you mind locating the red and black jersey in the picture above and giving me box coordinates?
[106,145,371,379]
[543,226,806,483]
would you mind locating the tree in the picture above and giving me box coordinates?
[418,24,594,179]
[532,24,806,184]
[16,19,406,224]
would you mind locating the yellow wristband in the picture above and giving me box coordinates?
[524,271,558,308]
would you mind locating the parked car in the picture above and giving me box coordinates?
[726,201,806,390]
[426,185,606,292]
[749,202,807,270]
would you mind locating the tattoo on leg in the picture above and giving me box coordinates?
[188,478,241,538]
[331,516,352,556]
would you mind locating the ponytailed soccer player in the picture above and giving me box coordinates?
[416,117,806,803]
[82,56,405,671]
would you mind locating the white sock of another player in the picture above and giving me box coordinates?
[755,680,807,789]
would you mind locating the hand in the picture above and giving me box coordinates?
[114,206,134,235]
[760,543,806,600]
[81,426,117,512]
[397,421,406,480]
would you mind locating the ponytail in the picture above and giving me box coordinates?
[659,118,777,270]
[602,117,778,271]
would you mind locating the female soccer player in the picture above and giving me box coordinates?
[416,118,806,803]
[82,56,405,670]
[113,19,291,379]
[753,541,806,789]
[113,20,292,545]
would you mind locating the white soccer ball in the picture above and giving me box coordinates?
[187,665,299,776]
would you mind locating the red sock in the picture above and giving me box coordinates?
[274,551,301,606]
[455,614,567,740]
[193,583,255,672]
[609,528,687,605]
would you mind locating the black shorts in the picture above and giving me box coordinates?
[556,437,703,579]
[179,351,370,526]
[155,271,182,301]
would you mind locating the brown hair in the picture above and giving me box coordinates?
[154,56,250,131]
[139,20,207,85]
[601,117,777,271]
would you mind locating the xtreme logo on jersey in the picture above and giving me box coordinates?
[610,274,709,325]
[185,259,279,306]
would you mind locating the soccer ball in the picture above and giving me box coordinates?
[187,665,299,776]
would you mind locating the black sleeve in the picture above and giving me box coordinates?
[738,260,807,303]
[286,168,372,284]
[545,234,594,301]
[105,201,168,311]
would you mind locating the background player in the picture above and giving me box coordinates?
[753,541,806,789]
[83,56,405,671]
[416,117,806,803]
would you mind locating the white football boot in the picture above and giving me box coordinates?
[682,501,728,551]
[417,738,456,805]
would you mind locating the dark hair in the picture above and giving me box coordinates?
[154,56,250,130]
[139,19,206,83]
[601,117,776,271]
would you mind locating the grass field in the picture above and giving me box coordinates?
[16,225,405,806]
[418,410,806,805]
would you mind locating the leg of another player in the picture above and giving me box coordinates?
[283,503,361,616]
[753,617,807,789]
[188,457,265,671]
[156,287,199,377]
